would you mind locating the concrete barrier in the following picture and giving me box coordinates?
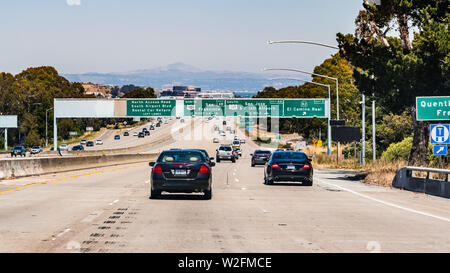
[0,153,158,179]
[393,166,450,199]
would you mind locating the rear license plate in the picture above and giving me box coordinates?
[174,170,187,176]
[286,165,295,170]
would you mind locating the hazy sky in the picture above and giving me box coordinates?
[0,0,363,75]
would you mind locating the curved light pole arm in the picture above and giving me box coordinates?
[267,40,339,50]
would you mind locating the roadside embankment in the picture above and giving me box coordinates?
[0,153,158,180]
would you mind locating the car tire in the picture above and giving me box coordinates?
[304,180,313,186]
[217,158,221,163]
[251,163,255,167]
[150,189,161,199]
[204,189,212,200]
[265,176,273,185]
[232,159,236,163]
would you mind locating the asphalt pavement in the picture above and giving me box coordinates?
[0,118,449,253]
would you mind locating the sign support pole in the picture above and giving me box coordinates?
[4,128,7,151]
[53,115,57,151]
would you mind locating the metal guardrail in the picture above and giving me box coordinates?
[393,166,450,199]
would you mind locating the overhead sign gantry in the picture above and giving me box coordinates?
[53,98,330,149]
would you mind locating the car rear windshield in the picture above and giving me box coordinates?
[219,146,232,151]
[158,151,205,163]
[233,141,240,145]
[255,150,271,155]
[272,152,307,160]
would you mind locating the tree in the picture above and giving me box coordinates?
[337,0,449,166]
[0,66,88,146]
[121,87,156,98]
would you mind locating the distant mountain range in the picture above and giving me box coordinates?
[63,63,283,93]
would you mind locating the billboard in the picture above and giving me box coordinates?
[0,115,18,128]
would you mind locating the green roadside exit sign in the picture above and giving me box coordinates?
[416,97,450,121]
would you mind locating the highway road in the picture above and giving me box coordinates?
[0,118,187,160]
[0,118,449,253]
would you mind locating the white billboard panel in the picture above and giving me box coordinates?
[54,99,115,118]
[0,115,18,128]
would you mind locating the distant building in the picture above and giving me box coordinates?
[82,83,113,98]
[196,92,235,99]
[159,86,202,98]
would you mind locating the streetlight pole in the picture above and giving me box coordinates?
[362,94,366,166]
[264,68,339,120]
[269,77,332,155]
[46,107,53,148]
[267,40,341,155]
[372,93,376,163]
[264,68,339,155]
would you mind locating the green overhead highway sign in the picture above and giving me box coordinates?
[183,98,328,118]
[127,99,176,117]
[416,96,450,121]
[124,98,328,118]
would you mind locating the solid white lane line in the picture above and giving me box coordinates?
[235,178,239,182]
[317,179,450,223]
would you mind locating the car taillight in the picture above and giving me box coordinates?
[271,163,281,169]
[253,155,258,158]
[153,164,163,173]
[302,163,311,169]
[199,165,209,174]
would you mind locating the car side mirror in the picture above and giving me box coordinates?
[210,157,215,161]
[250,154,253,156]
[149,162,155,167]
[210,162,216,167]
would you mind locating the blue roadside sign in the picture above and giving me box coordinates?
[433,145,448,156]
[430,124,450,144]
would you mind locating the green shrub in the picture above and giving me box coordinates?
[256,137,271,144]
[381,137,412,162]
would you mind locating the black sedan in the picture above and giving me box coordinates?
[72,145,84,151]
[86,141,94,147]
[149,149,215,199]
[250,150,272,167]
[264,151,313,186]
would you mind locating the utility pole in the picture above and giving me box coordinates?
[362,94,366,166]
